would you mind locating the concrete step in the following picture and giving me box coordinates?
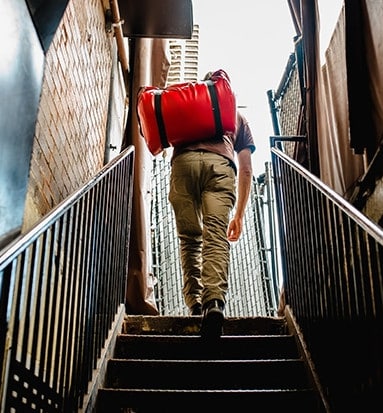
[122,315,288,335]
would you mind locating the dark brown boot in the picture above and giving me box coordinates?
[200,299,224,339]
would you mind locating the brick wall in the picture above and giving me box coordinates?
[24,0,117,229]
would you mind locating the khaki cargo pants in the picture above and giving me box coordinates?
[169,151,236,310]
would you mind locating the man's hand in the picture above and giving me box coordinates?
[227,216,243,242]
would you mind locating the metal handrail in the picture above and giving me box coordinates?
[271,144,383,411]
[0,146,135,412]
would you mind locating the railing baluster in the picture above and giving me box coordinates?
[0,147,135,412]
[271,143,383,411]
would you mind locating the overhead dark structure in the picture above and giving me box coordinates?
[119,0,193,39]
[26,0,70,52]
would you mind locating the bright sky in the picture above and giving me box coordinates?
[192,0,343,176]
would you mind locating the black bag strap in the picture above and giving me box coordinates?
[206,79,223,138]
[154,91,169,149]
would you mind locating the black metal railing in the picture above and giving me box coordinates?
[0,146,135,412]
[271,142,383,412]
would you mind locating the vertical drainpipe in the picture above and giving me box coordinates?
[265,161,280,308]
[266,89,281,309]
[109,0,129,74]
[267,89,281,149]
[106,0,131,157]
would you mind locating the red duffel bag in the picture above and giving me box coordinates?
[137,69,236,156]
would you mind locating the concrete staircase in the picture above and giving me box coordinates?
[95,313,327,412]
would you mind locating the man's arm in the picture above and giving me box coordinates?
[227,148,253,242]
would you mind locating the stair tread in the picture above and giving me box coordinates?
[123,315,287,335]
[96,387,321,412]
[110,358,303,362]
[114,333,299,359]
[100,387,313,394]
[105,358,310,390]
[117,333,293,338]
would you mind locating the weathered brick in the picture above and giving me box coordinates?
[25,0,115,229]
